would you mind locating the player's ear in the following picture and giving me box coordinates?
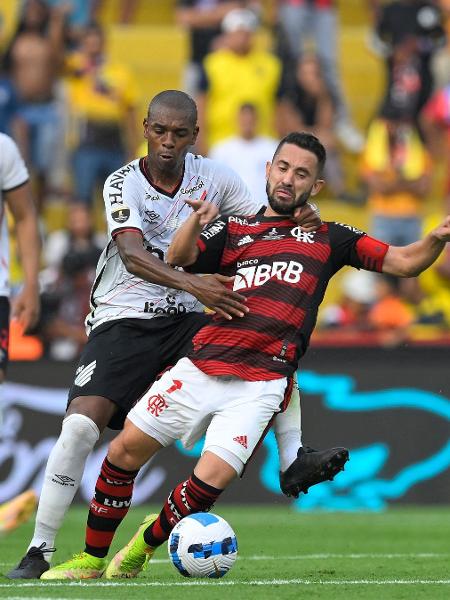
[143,118,149,139]
[265,161,271,180]
[192,125,199,144]
[311,179,325,196]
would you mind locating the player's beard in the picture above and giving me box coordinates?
[266,182,312,216]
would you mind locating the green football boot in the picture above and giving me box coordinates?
[105,514,158,579]
[40,552,106,580]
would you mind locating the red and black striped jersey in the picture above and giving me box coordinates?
[187,211,389,381]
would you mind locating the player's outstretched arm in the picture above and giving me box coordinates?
[382,215,450,277]
[6,183,41,332]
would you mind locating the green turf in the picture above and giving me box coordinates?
[1,506,449,599]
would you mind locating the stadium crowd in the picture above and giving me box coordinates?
[1,0,450,360]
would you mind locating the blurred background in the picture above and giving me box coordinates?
[0,0,449,509]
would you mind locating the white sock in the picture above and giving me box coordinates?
[28,414,99,562]
[273,381,302,472]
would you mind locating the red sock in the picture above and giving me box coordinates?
[143,473,222,547]
[85,458,138,558]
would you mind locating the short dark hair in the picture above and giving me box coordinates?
[273,132,326,176]
[239,102,257,113]
[148,90,198,127]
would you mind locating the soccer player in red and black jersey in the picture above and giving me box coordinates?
[42,132,450,579]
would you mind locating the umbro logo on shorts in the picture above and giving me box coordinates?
[74,360,97,387]
[233,435,248,449]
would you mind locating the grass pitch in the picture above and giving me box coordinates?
[0,505,449,599]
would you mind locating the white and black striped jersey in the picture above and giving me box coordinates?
[86,153,259,332]
[0,133,29,298]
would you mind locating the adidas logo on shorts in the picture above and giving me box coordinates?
[74,360,97,387]
[233,435,248,449]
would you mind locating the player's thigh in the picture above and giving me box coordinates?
[108,419,163,471]
[203,378,288,468]
[67,319,172,430]
[128,357,213,448]
[66,395,117,432]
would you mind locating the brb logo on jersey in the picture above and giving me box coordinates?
[233,260,303,291]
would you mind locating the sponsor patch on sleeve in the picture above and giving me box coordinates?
[111,204,130,223]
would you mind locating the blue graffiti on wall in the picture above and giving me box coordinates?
[261,371,450,511]
[176,370,450,510]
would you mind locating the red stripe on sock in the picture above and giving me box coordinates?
[144,475,222,547]
[86,527,115,548]
[96,477,135,498]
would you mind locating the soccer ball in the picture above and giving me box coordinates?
[168,512,238,578]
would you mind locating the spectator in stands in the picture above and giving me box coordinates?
[367,274,415,346]
[196,7,281,155]
[176,1,254,95]
[39,248,96,361]
[64,22,139,206]
[277,53,361,202]
[0,40,21,136]
[276,0,364,153]
[320,269,377,331]
[39,203,102,360]
[416,213,450,327]
[209,103,277,205]
[421,82,450,211]
[42,203,105,280]
[360,112,432,301]
[319,269,415,346]
[371,0,445,125]
[431,0,450,88]
[2,0,68,208]
[45,0,99,45]
[0,72,20,136]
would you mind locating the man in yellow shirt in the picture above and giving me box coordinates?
[65,23,139,205]
[196,8,282,154]
[361,114,432,300]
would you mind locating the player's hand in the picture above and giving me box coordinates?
[185,196,219,226]
[11,285,40,333]
[432,215,450,242]
[189,274,249,320]
[291,202,322,232]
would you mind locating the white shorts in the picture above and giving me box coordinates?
[128,357,288,473]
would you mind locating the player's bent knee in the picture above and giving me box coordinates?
[66,395,116,432]
[107,426,159,471]
[60,414,100,455]
[195,448,242,488]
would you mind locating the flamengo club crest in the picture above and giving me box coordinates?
[290,227,315,243]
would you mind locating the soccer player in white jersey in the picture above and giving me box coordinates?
[0,133,41,531]
[8,91,346,579]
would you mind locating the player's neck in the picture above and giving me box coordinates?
[264,206,287,218]
[144,156,184,194]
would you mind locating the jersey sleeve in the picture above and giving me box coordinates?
[0,134,29,191]
[328,222,389,272]
[103,165,143,239]
[187,217,228,274]
[214,161,260,215]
